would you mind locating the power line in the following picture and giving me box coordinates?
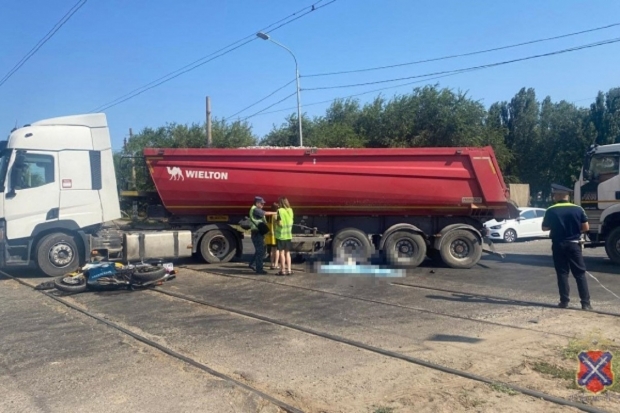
[0,0,87,87]
[239,37,619,120]
[226,79,296,119]
[304,37,620,91]
[89,0,325,112]
[90,0,336,113]
[240,92,297,121]
[304,22,620,78]
[240,71,474,120]
[229,20,618,122]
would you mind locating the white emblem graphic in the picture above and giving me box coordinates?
[167,166,185,181]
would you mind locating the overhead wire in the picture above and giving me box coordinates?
[226,78,296,119]
[304,37,620,91]
[90,0,336,113]
[240,92,298,121]
[304,21,620,77]
[239,71,474,120]
[0,0,88,88]
[240,37,619,120]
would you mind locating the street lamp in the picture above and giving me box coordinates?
[256,31,303,147]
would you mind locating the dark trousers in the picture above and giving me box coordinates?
[552,241,590,305]
[250,231,265,272]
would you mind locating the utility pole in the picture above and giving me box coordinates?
[206,96,212,147]
[129,128,136,189]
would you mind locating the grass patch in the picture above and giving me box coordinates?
[560,329,620,393]
[489,382,518,396]
[373,407,395,413]
[531,361,575,382]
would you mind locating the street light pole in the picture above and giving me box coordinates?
[256,32,303,147]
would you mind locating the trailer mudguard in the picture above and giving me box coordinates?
[379,223,426,251]
[433,223,482,251]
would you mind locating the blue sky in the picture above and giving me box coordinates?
[2,0,620,150]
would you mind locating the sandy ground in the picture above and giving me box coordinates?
[3,238,620,413]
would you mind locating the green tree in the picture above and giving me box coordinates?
[589,88,620,145]
[117,118,257,191]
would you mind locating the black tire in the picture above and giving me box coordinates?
[200,230,237,264]
[132,265,167,282]
[384,230,427,267]
[332,228,373,263]
[439,229,483,269]
[503,229,517,243]
[605,226,620,264]
[36,233,80,277]
[54,274,88,293]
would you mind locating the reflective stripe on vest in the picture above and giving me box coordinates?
[275,208,293,240]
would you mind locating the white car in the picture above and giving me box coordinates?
[484,207,549,243]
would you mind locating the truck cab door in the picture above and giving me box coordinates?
[594,156,620,211]
[4,151,59,241]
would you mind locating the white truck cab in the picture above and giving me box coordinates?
[575,143,620,263]
[1,114,121,276]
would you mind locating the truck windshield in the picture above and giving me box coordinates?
[587,154,619,182]
[0,141,9,192]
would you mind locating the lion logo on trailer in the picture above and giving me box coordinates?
[167,167,184,181]
[576,350,614,394]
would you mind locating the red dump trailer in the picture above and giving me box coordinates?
[139,146,518,269]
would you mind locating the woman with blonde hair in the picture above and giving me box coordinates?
[275,196,294,276]
[265,202,280,270]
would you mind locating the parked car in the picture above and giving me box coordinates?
[484,207,548,243]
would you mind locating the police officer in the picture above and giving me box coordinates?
[541,184,592,310]
[249,196,276,274]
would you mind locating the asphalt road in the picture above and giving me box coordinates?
[2,237,619,413]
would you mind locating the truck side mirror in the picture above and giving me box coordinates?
[7,157,26,198]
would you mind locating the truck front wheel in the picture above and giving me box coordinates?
[604,226,620,264]
[36,233,80,277]
[200,230,237,264]
[439,229,482,269]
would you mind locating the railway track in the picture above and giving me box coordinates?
[2,268,615,413]
[190,267,579,339]
[0,270,304,413]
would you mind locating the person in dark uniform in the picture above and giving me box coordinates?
[248,196,277,274]
[541,184,593,310]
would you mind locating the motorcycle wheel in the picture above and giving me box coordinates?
[54,274,88,293]
[132,265,167,283]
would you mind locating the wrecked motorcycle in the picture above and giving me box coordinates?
[52,262,174,293]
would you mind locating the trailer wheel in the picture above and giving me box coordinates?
[604,226,620,264]
[200,230,237,264]
[36,233,80,277]
[439,229,482,269]
[332,228,373,263]
[384,231,426,267]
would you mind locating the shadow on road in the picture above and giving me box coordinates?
[483,253,620,275]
